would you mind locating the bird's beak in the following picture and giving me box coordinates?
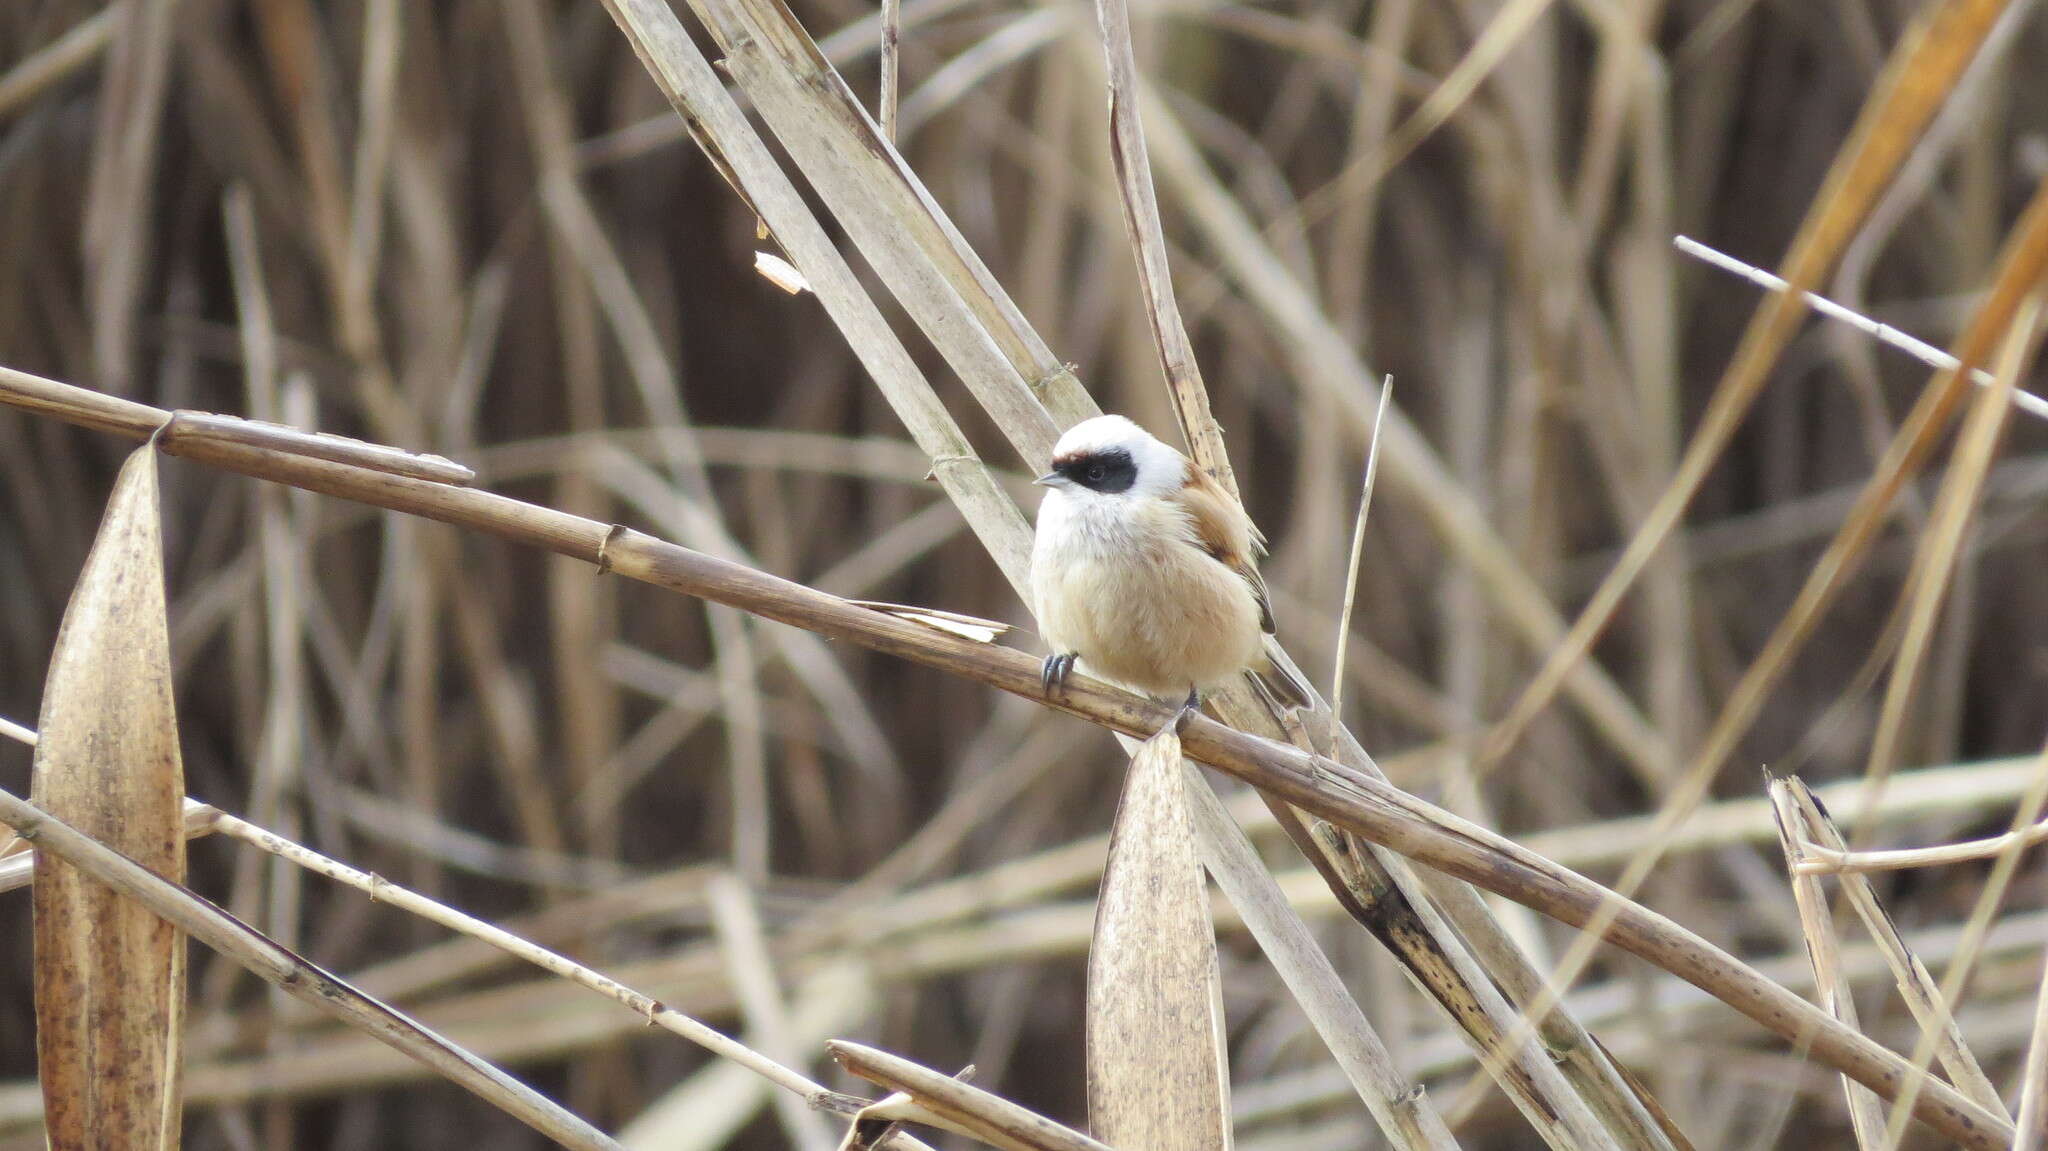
[1034,472,1066,488]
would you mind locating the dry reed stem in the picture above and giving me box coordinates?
[1782,779,2008,1118]
[1178,760,1459,1151]
[0,784,621,1151]
[3,721,936,1148]
[1088,0,1230,487]
[0,3,123,119]
[81,0,177,395]
[706,875,842,1149]
[1079,0,1645,1131]
[0,364,2013,1148]
[2017,945,2048,1150]
[1675,235,2048,422]
[1768,780,1884,1147]
[1798,819,2048,875]
[1327,379,1391,729]
[1130,88,1675,786]
[1861,290,2045,830]
[1875,733,2048,1149]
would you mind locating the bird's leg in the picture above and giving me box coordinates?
[1040,652,1077,696]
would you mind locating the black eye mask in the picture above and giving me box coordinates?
[1056,447,1138,494]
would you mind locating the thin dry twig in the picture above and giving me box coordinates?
[1327,376,1392,727]
[1674,235,2048,421]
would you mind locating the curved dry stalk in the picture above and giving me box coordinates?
[1798,820,2048,875]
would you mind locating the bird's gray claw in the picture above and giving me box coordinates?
[1041,653,1077,696]
[1175,687,1201,733]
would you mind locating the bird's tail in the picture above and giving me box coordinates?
[1250,654,1313,712]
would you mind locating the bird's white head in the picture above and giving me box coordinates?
[1035,415,1187,503]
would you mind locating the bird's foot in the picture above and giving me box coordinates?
[1175,687,1202,733]
[1040,652,1078,696]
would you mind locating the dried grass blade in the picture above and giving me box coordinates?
[30,446,185,1150]
[0,1,123,119]
[1481,0,2024,771]
[1086,725,1230,1150]
[1490,175,2048,1121]
[1860,289,2045,811]
[1875,730,2048,1150]
[81,0,177,394]
[1088,0,1227,485]
[591,0,1039,590]
[1768,779,1884,1147]
[1785,780,2007,1117]
[1180,764,1458,1150]
[2016,945,2048,1150]
[829,1040,1114,1151]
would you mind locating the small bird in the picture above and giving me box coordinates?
[1030,414,1308,711]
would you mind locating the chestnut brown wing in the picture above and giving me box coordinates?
[1178,464,1278,635]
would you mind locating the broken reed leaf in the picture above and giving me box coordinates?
[1086,724,1229,1151]
[754,249,813,294]
[1769,780,1886,1146]
[846,600,1014,643]
[31,446,185,1150]
[828,1040,1113,1151]
[1787,779,2009,1118]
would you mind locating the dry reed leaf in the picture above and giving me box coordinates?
[30,446,184,1150]
[846,601,1013,643]
[1086,725,1229,1151]
[754,250,813,294]
[1179,763,1458,1150]
[830,1040,1112,1151]
[1768,780,1884,1147]
[1784,780,2007,1118]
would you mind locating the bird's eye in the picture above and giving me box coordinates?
[1086,463,1106,482]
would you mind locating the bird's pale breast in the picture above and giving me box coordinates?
[1031,496,1264,697]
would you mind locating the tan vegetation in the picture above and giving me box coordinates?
[2,1,2047,1148]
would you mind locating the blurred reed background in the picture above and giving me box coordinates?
[1,0,2047,1147]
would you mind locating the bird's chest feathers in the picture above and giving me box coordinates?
[1034,497,1195,585]
[1031,496,1258,677]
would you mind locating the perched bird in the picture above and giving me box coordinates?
[1030,414,1308,711]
